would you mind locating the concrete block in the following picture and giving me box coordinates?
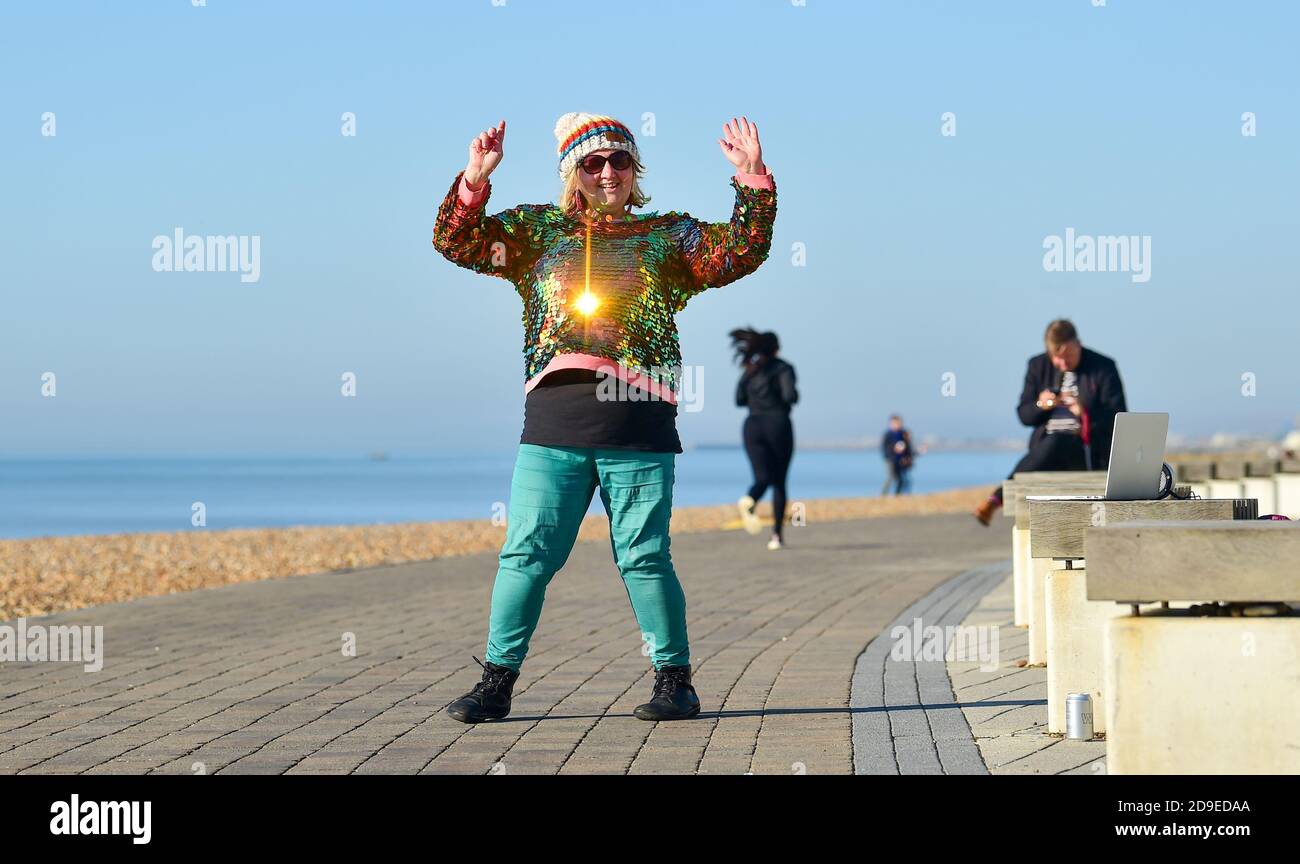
[1242,477,1277,516]
[1027,557,1052,665]
[1276,474,1300,519]
[1175,462,1211,482]
[1013,526,1029,627]
[1087,521,1300,603]
[1028,498,1251,560]
[1207,479,1244,500]
[1045,564,1126,734]
[1103,613,1300,774]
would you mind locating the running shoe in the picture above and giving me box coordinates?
[737,495,762,535]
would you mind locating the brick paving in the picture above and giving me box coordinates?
[947,574,1108,774]
[0,513,1006,775]
[851,560,1009,774]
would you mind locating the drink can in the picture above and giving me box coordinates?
[1066,692,1094,740]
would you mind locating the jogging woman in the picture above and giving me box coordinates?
[732,328,798,550]
[432,114,777,722]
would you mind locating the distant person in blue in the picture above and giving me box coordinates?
[973,319,1127,525]
[880,414,914,495]
[732,328,798,550]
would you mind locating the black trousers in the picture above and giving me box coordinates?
[993,432,1087,503]
[743,412,794,537]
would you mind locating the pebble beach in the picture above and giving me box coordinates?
[0,486,990,621]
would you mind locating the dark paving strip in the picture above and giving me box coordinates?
[851,560,1012,775]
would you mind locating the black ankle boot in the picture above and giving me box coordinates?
[633,664,701,721]
[446,656,520,723]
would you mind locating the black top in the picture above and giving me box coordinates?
[881,428,913,465]
[520,368,683,453]
[1017,347,1127,468]
[736,357,798,415]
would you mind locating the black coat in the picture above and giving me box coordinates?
[736,358,798,414]
[1017,347,1127,469]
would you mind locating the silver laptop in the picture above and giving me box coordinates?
[1027,412,1170,502]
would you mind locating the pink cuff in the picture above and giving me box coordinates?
[734,167,774,190]
[458,175,489,206]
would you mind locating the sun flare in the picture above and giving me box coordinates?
[575,290,600,316]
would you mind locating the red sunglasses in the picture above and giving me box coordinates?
[579,151,634,174]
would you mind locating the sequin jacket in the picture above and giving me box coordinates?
[432,168,777,402]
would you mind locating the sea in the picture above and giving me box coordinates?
[0,449,1021,540]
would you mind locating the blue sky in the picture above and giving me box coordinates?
[3,0,1298,455]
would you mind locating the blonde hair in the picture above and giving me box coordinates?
[558,156,651,218]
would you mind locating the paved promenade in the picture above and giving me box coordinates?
[948,575,1107,774]
[1,513,1008,775]
[851,560,1010,774]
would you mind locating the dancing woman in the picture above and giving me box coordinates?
[432,113,777,722]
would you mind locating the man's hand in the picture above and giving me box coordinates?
[718,116,765,175]
[1036,389,1058,410]
[1060,393,1083,416]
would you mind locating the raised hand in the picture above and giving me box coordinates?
[465,120,506,188]
[717,116,765,175]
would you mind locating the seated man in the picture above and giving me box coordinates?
[974,319,1127,525]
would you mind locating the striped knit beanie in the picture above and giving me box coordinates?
[554,112,639,179]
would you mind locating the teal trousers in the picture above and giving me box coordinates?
[485,443,690,672]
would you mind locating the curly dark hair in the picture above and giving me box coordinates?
[729,327,780,370]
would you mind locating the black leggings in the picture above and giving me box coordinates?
[993,432,1087,503]
[743,413,794,538]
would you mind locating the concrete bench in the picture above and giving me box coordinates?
[1206,459,1245,501]
[1027,498,1257,734]
[1276,459,1300,518]
[1004,472,1107,634]
[1087,521,1300,773]
[1242,459,1280,515]
[1169,456,1298,517]
[1171,460,1213,500]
